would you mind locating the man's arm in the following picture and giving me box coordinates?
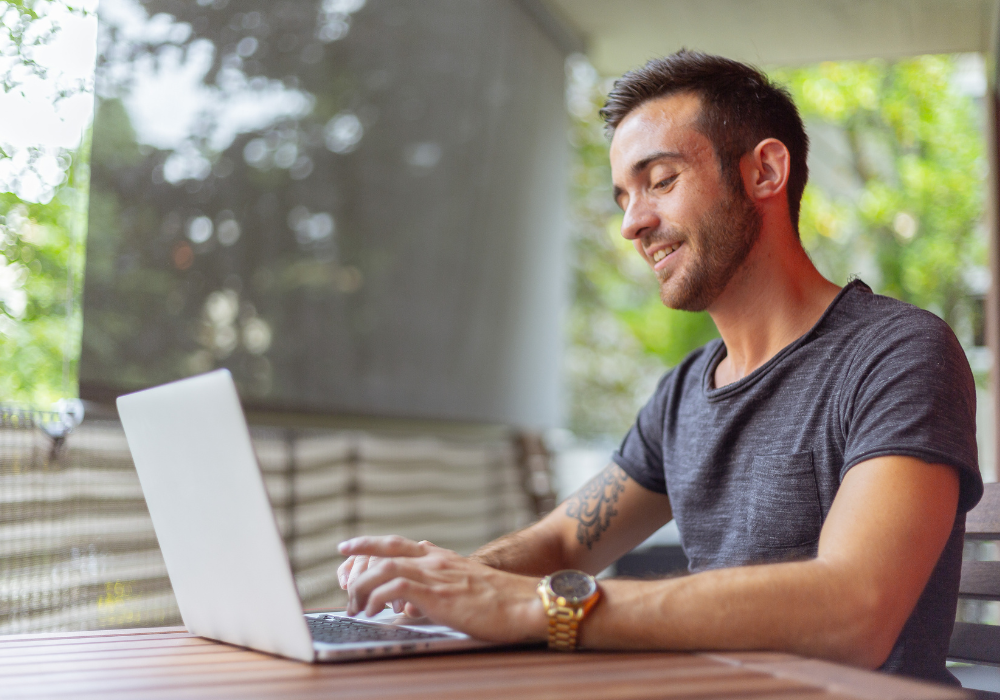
[341,455,959,668]
[338,462,672,587]
[578,455,959,668]
[470,462,673,575]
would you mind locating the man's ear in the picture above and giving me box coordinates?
[741,138,790,203]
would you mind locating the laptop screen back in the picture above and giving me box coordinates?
[117,369,314,661]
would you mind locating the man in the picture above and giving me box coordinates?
[337,51,983,685]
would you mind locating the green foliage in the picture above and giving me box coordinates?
[0,143,87,404]
[774,56,986,333]
[1,1,45,93]
[0,0,91,405]
[0,1,91,94]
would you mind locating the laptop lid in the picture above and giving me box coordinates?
[117,369,315,662]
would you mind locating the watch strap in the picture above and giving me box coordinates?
[537,573,599,652]
[546,602,582,651]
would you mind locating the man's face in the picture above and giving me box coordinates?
[609,92,761,312]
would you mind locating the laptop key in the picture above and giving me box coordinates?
[308,615,452,644]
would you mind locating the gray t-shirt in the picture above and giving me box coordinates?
[613,280,983,684]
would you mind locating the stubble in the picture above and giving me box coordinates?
[655,186,762,312]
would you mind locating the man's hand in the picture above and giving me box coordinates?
[338,548,410,614]
[338,536,548,643]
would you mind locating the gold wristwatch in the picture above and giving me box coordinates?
[537,570,601,651]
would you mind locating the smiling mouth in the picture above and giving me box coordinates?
[651,242,681,263]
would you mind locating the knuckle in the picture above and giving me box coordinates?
[377,558,397,575]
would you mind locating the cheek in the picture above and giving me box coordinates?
[668,185,717,231]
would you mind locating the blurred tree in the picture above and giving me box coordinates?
[566,54,986,439]
[776,57,987,346]
[0,0,91,405]
[0,163,87,403]
[2,0,54,91]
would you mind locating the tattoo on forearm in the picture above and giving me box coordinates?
[564,463,629,550]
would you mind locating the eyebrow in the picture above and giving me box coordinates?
[612,150,684,205]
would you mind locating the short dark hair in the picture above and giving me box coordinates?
[600,50,809,232]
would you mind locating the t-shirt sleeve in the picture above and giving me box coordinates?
[612,371,672,495]
[841,309,984,513]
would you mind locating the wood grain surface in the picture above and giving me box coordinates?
[0,626,968,700]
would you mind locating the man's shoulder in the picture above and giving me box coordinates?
[834,282,959,350]
[824,285,971,402]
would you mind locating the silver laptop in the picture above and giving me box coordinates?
[117,369,495,662]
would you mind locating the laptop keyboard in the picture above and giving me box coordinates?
[307,614,451,644]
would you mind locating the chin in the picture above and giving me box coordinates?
[658,274,695,311]
[659,280,715,313]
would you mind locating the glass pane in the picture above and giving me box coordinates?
[81,0,568,425]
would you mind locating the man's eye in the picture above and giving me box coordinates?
[655,176,677,190]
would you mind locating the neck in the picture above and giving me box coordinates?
[707,221,840,388]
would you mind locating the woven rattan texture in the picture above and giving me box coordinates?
[0,410,534,634]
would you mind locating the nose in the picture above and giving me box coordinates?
[620,195,658,242]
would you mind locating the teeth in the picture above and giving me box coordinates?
[651,244,679,263]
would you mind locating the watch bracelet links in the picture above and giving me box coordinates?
[547,605,582,651]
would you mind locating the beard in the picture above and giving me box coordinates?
[652,186,762,312]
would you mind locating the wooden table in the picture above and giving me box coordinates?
[0,626,969,699]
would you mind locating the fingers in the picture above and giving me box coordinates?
[339,536,451,615]
[346,555,372,590]
[346,556,430,616]
[364,577,432,618]
[337,556,357,589]
[339,535,430,559]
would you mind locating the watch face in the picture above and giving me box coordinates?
[550,570,597,603]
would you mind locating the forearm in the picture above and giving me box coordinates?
[580,558,892,668]
[469,522,573,576]
[472,463,673,576]
[577,458,961,669]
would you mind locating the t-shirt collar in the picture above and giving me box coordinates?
[702,279,870,400]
